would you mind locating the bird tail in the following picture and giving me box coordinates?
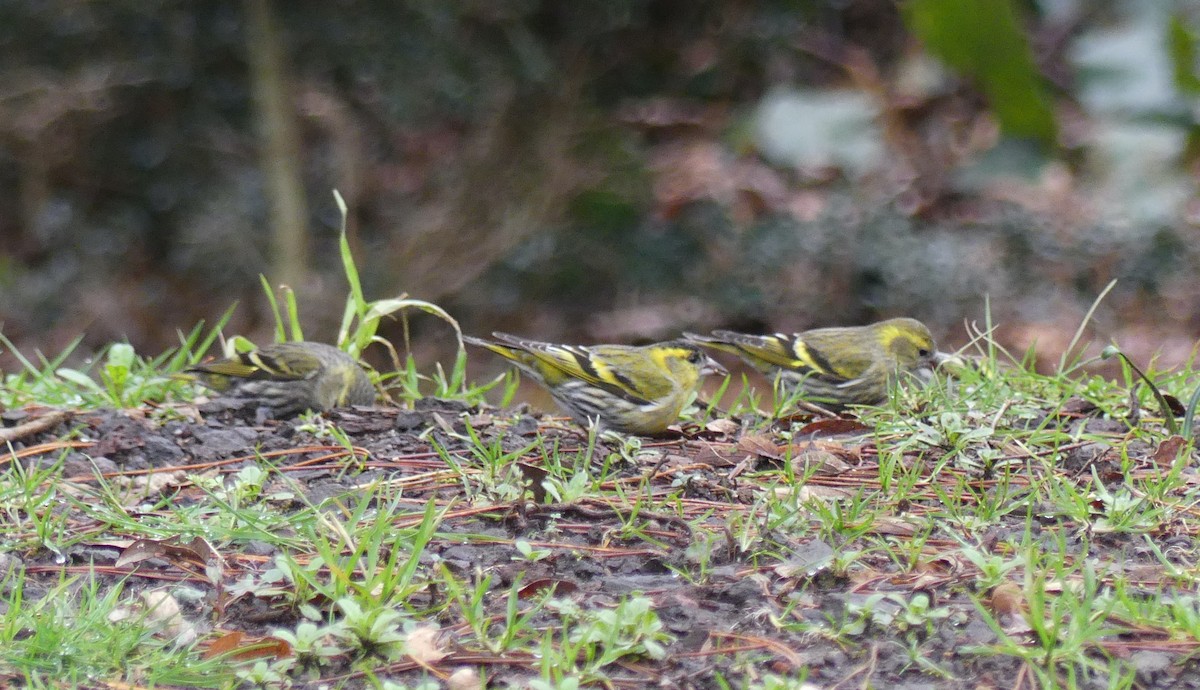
[683,331,754,358]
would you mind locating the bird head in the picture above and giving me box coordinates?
[654,342,727,386]
[877,318,938,372]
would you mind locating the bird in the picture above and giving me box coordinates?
[685,317,940,407]
[465,332,727,435]
[186,341,374,417]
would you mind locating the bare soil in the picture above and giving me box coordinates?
[4,398,1199,689]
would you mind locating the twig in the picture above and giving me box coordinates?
[0,409,70,445]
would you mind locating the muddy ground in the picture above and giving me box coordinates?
[3,397,1198,689]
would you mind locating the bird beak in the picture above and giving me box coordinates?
[701,356,727,377]
[909,351,949,384]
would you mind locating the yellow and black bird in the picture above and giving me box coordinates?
[465,333,726,435]
[686,317,941,407]
[187,341,374,417]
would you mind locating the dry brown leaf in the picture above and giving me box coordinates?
[1151,436,1188,467]
[793,450,851,475]
[517,578,579,598]
[903,571,949,590]
[869,516,921,537]
[119,535,225,586]
[447,667,484,690]
[405,625,447,664]
[109,589,197,646]
[795,418,872,436]
[144,590,196,645]
[114,470,189,499]
[989,582,1025,618]
[517,462,549,503]
[989,582,1032,634]
[1044,578,1075,595]
[847,567,886,588]
[923,553,967,576]
[773,539,835,578]
[790,484,858,501]
[140,590,182,627]
[784,439,862,462]
[693,442,739,467]
[204,631,293,661]
[116,535,221,574]
[738,434,781,460]
[705,418,740,435]
[1123,563,1169,586]
[466,413,495,428]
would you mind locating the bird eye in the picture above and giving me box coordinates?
[918,348,931,357]
[686,350,702,364]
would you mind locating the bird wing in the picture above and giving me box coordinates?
[794,330,874,382]
[693,330,873,384]
[582,345,676,402]
[189,345,308,381]
[707,331,806,368]
[188,356,259,378]
[486,333,653,404]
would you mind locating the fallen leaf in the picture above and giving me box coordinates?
[989,582,1024,618]
[110,589,197,646]
[107,606,133,624]
[517,462,549,503]
[1162,393,1187,416]
[1058,397,1098,416]
[789,484,857,501]
[795,418,871,436]
[204,631,292,661]
[738,434,781,460]
[989,582,1031,633]
[517,578,579,598]
[117,535,220,571]
[705,418,740,435]
[447,667,484,690]
[141,590,182,627]
[466,414,494,428]
[114,470,189,498]
[692,442,739,467]
[869,516,921,536]
[774,539,835,578]
[406,625,447,664]
[792,449,851,475]
[1150,436,1188,467]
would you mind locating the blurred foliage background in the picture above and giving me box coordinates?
[1,0,1198,376]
